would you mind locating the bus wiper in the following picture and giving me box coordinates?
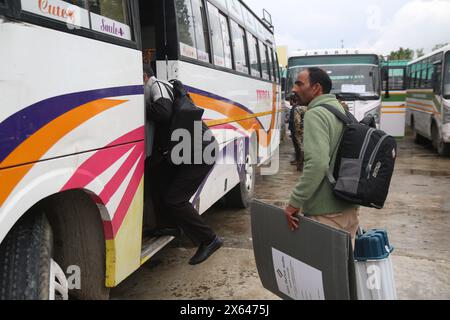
[335,92,370,101]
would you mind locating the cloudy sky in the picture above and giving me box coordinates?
[244,0,450,57]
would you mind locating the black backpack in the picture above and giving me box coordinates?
[164,80,216,164]
[321,104,397,209]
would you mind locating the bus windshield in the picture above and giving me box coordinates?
[444,52,450,99]
[288,64,381,100]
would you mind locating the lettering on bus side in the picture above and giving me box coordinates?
[256,90,270,102]
[38,0,75,20]
[100,18,125,37]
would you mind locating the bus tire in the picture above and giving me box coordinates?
[225,154,256,209]
[43,191,110,300]
[432,123,450,156]
[0,212,68,300]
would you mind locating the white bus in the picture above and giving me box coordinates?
[286,49,382,124]
[405,44,450,155]
[0,0,282,299]
[381,60,409,137]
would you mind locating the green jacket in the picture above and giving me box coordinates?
[289,94,358,216]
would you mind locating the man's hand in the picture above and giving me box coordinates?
[284,205,301,231]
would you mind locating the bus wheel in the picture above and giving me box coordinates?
[432,123,450,156]
[0,212,69,300]
[225,154,256,209]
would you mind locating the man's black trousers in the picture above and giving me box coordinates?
[149,159,216,245]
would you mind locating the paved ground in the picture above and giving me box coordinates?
[111,130,450,300]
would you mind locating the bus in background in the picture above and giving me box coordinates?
[0,0,281,300]
[405,44,450,155]
[381,60,409,137]
[286,49,382,124]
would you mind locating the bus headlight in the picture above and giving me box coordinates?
[364,106,381,125]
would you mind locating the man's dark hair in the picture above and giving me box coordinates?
[307,67,332,94]
[143,64,154,78]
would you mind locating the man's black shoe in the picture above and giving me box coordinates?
[145,227,181,238]
[189,236,223,265]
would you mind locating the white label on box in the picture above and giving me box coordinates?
[272,248,325,300]
[90,12,131,41]
[341,84,366,94]
[21,0,89,28]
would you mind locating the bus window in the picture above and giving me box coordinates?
[219,12,233,69]
[419,62,428,89]
[267,46,274,81]
[227,0,244,23]
[0,0,7,12]
[388,68,406,90]
[445,53,450,98]
[207,3,225,67]
[433,63,442,94]
[410,65,417,88]
[259,41,270,80]
[270,48,277,82]
[88,0,133,40]
[191,0,211,63]
[63,0,88,8]
[230,20,250,74]
[176,0,198,59]
[88,0,129,24]
[425,60,434,89]
[248,33,261,77]
[276,53,281,84]
[0,0,8,16]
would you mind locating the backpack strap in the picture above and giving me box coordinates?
[326,131,343,186]
[160,81,174,101]
[319,104,352,124]
[319,104,348,186]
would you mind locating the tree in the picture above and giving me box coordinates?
[389,47,414,60]
[416,48,425,59]
[432,43,449,52]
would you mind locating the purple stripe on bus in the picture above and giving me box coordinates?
[0,85,144,163]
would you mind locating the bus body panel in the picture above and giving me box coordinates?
[406,89,444,140]
[443,98,450,142]
[0,21,145,287]
[0,21,145,168]
[343,100,382,123]
[381,90,407,137]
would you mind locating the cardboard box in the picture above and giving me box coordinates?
[250,200,357,300]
